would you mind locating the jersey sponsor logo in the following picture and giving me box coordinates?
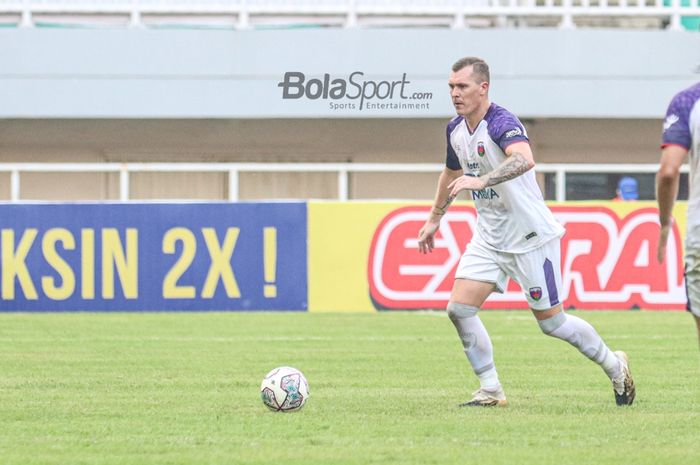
[663,114,679,132]
[368,205,684,310]
[529,287,542,301]
[504,127,522,139]
[477,142,486,157]
[525,232,537,240]
[466,162,480,173]
[472,188,499,200]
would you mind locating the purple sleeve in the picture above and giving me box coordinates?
[486,109,529,152]
[445,117,462,170]
[662,91,692,150]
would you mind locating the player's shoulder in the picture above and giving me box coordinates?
[446,115,464,135]
[485,103,520,125]
[664,83,700,138]
[668,82,700,111]
[663,83,700,145]
[484,103,526,140]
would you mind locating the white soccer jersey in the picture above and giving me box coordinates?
[445,103,564,253]
[662,82,700,250]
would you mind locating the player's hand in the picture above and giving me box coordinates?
[417,221,440,254]
[447,175,485,197]
[657,223,672,263]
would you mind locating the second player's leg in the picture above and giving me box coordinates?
[682,252,700,350]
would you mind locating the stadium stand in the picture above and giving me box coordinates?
[1,0,699,30]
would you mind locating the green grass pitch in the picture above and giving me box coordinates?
[1,310,699,465]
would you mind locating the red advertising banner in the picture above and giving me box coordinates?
[368,205,685,310]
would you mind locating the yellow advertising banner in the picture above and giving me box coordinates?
[308,201,688,313]
[308,202,405,313]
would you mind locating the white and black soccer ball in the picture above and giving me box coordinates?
[260,366,309,412]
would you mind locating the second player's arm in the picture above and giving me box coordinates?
[448,141,535,195]
[656,144,687,263]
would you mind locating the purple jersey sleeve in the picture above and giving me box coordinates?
[445,116,463,170]
[661,86,698,150]
[485,104,529,152]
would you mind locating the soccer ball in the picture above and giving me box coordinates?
[260,366,309,412]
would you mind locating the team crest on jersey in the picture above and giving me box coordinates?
[477,142,485,157]
[529,287,543,301]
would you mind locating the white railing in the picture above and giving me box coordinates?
[0,0,699,30]
[0,162,689,202]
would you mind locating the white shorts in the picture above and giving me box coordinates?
[684,249,700,317]
[455,237,563,311]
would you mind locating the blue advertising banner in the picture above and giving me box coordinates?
[0,203,308,311]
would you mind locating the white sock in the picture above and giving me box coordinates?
[538,311,622,380]
[447,302,501,390]
[477,367,501,391]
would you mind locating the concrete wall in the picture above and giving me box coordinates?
[1,28,698,119]
[0,117,664,201]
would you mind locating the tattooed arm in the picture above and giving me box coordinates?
[482,142,535,186]
[447,141,535,195]
[418,167,462,254]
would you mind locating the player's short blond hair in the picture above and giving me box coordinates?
[452,57,490,84]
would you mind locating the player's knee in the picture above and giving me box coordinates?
[537,311,567,335]
[446,301,478,321]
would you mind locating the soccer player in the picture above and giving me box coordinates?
[656,81,700,349]
[417,57,635,407]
